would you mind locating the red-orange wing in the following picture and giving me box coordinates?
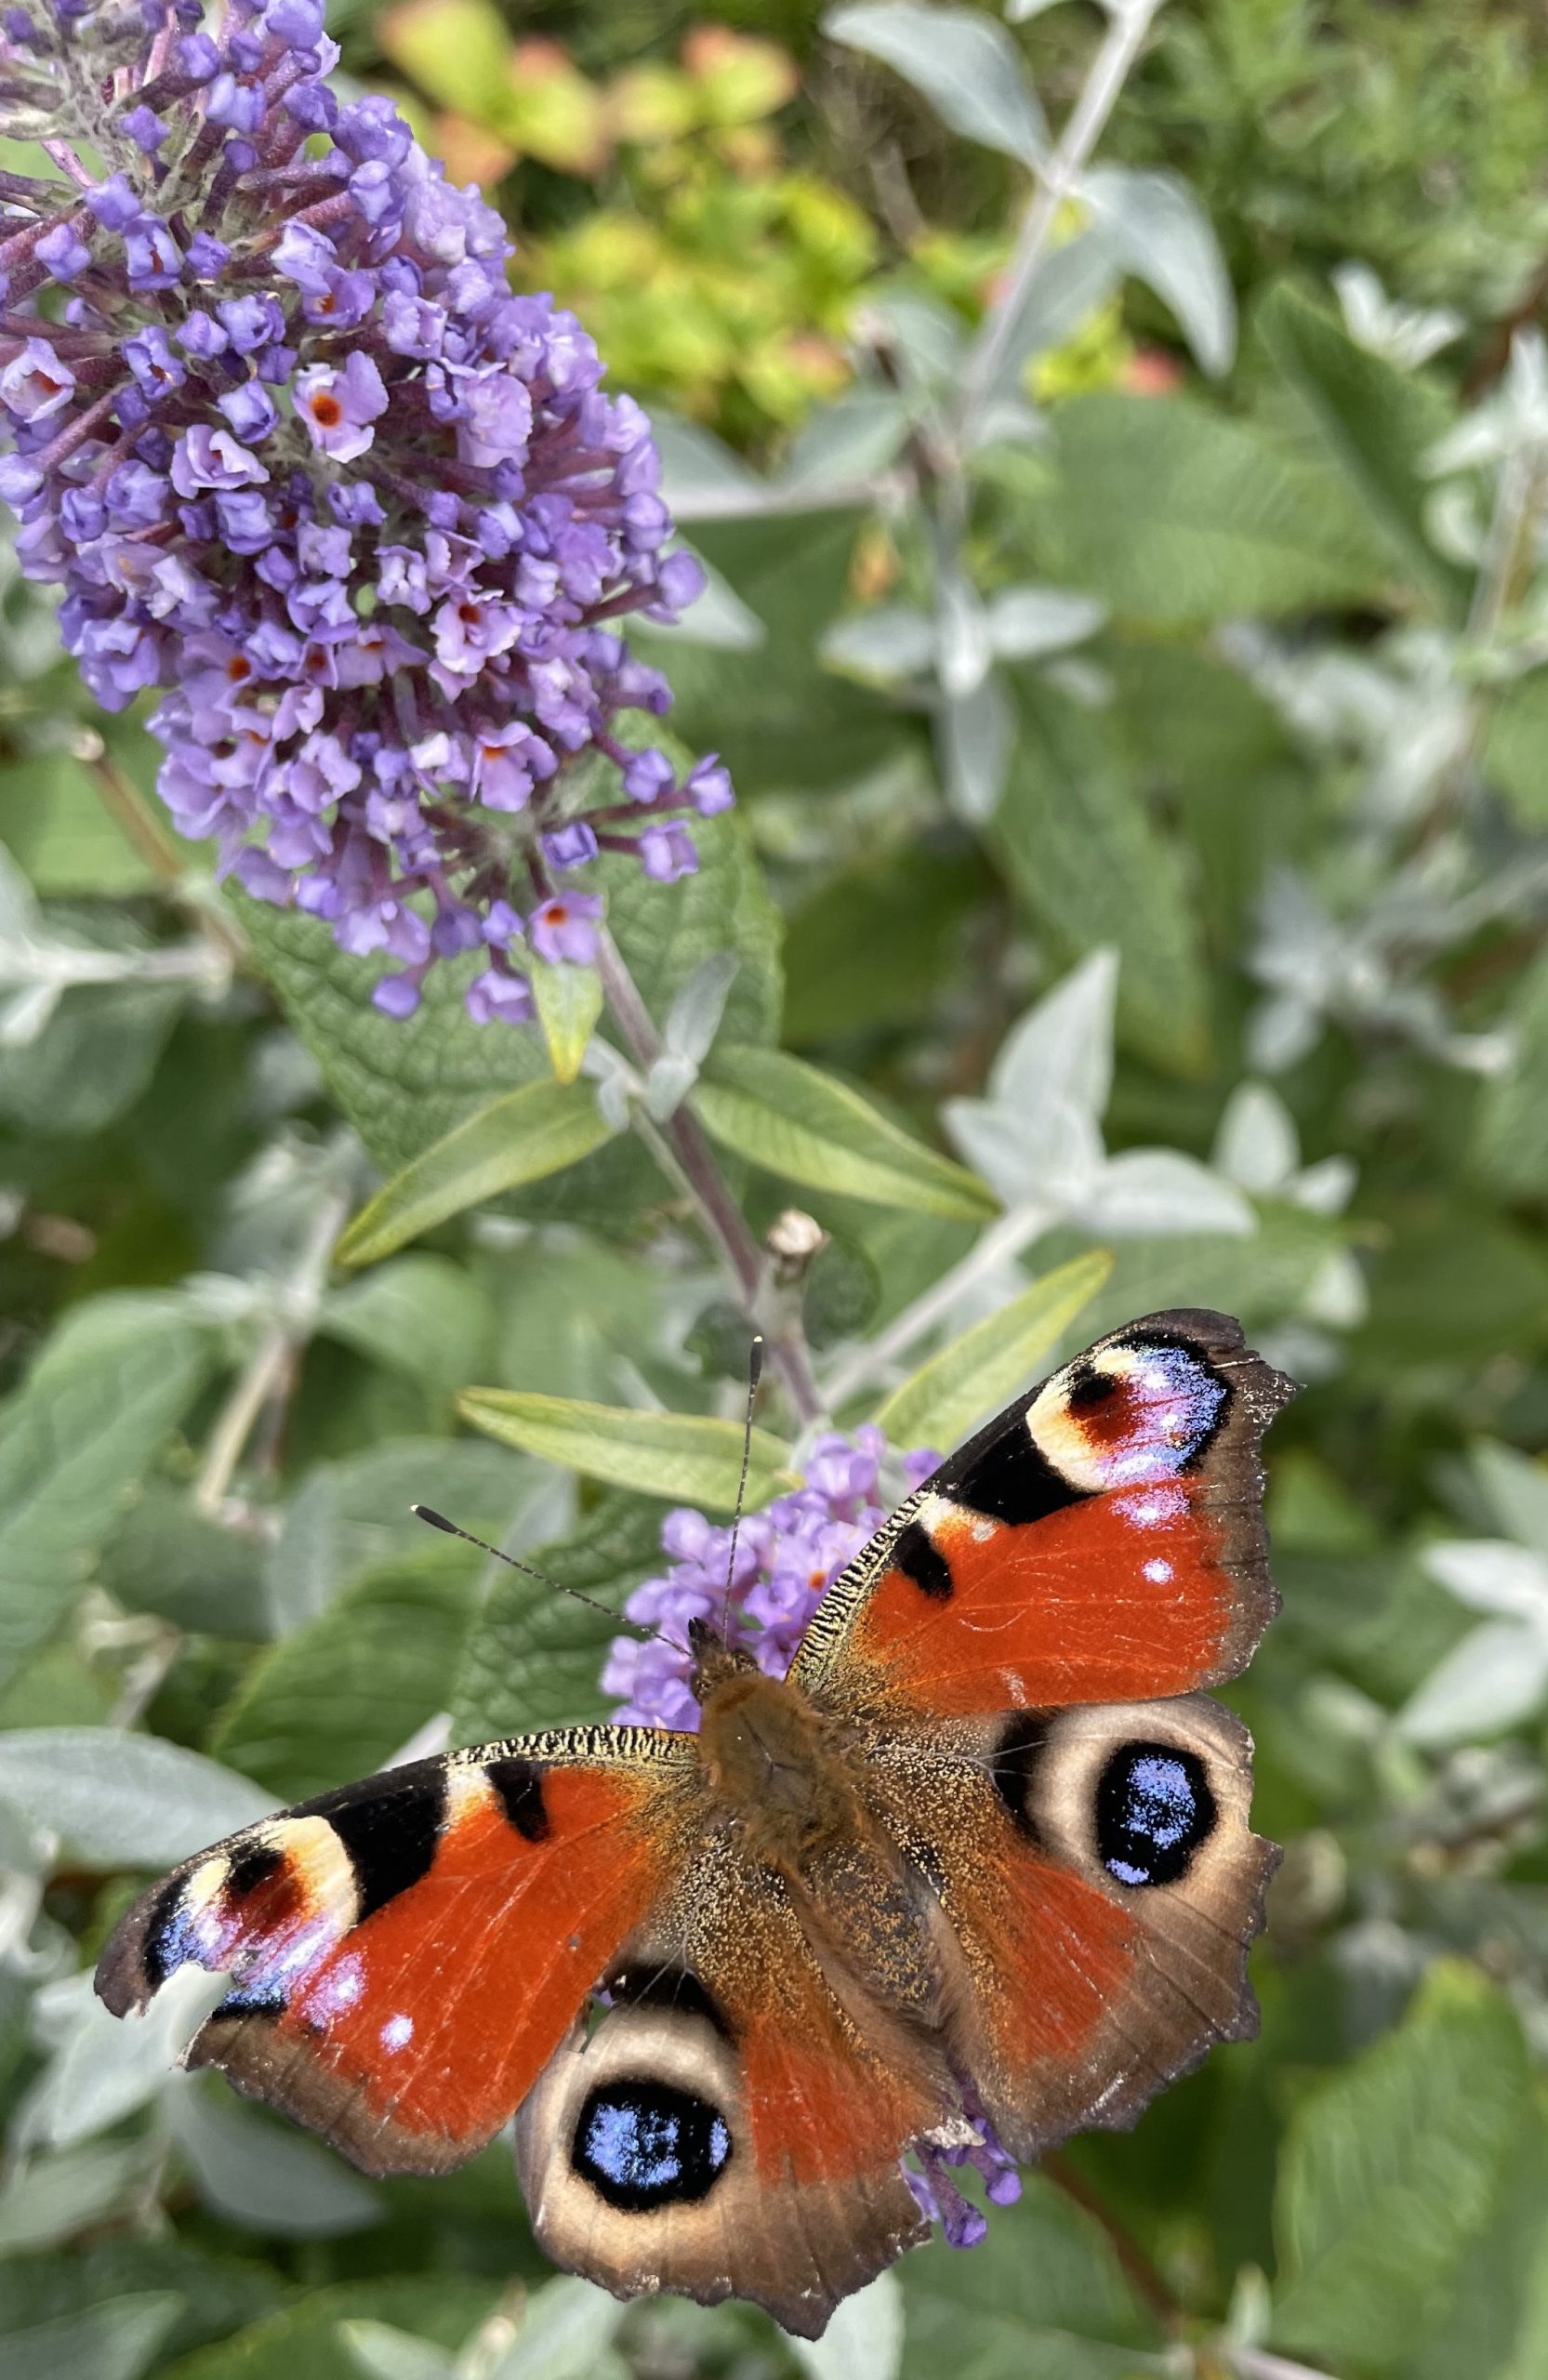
[96,1727,696,2175]
[791,1309,1294,1720]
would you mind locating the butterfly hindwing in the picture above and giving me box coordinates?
[516,1849,939,2337]
[96,1728,697,2176]
[858,1691,1277,2162]
[793,1308,1294,1718]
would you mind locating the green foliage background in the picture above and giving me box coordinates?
[7,4,1548,2378]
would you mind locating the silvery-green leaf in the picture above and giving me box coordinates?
[935,572,994,698]
[0,2294,183,2380]
[780,388,911,488]
[642,1053,698,1122]
[1213,1081,1299,1193]
[942,1091,1104,1212]
[650,414,761,508]
[791,2269,904,2380]
[0,1729,275,1867]
[166,2073,383,2236]
[936,668,1013,824]
[868,290,964,393]
[18,1964,222,2150]
[1332,261,1463,371]
[1422,1540,1548,1620]
[340,2323,458,2380]
[664,951,739,1069]
[821,606,936,682]
[1080,165,1237,377]
[824,3,1047,164]
[1293,1154,1358,1215]
[0,980,60,1050]
[1248,991,1322,1074]
[1301,1246,1368,1329]
[986,584,1106,661]
[1472,1439,1548,1559]
[1006,0,1070,18]
[1082,1151,1256,1238]
[486,2279,629,2380]
[976,227,1120,415]
[988,949,1118,1121]
[0,2139,149,2253]
[637,551,763,651]
[1397,1620,1548,1745]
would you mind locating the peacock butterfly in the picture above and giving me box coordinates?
[97,1307,1292,2338]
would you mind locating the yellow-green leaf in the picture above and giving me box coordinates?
[873,1250,1114,1450]
[695,1044,998,1221]
[337,1078,615,1268]
[456,1390,794,1512]
[529,958,603,1085]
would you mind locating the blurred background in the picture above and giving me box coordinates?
[6,2,1548,2376]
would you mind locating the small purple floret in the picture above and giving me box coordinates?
[0,0,730,1032]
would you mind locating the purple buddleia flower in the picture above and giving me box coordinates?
[0,0,732,1034]
[601,1427,1022,2244]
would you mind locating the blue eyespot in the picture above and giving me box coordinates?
[573,2077,732,2212]
[1096,1743,1216,1886]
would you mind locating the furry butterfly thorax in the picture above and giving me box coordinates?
[98,1307,1293,2339]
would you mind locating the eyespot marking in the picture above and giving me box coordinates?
[892,1516,953,1601]
[991,1712,1052,1843]
[604,1963,734,2040]
[573,2077,733,2212]
[1096,1742,1216,1887]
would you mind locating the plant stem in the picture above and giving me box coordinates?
[193,1183,351,1519]
[953,0,1164,441]
[592,928,825,1427]
[86,743,250,970]
[1042,2151,1181,2328]
[821,1200,1051,1409]
[1226,2352,1337,2380]
[668,470,908,525]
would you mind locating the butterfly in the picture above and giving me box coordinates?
[97,1306,1291,2338]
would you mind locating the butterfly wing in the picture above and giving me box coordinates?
[96,1727,697,2176]
[514,1835,938,2339]
[788,1308,1290,2159]
[792,1308,1293,1718]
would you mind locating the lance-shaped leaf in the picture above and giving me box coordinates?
[825,4,1046,165]
[457,1391,795,1512]
[695,1045,999,1221]
[0,1729,276,1867]
[336,1078,616,1267]
[529,958,603,1086]
[872,1249,1115,1450]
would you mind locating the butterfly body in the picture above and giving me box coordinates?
[97,1308,1292,2338]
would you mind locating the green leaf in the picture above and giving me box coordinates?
[1402,2104,1548,2380]
[335,1079,616,1268]
[990,681,1211,1077]
[695,1046,998,1220]
[1475,948,1548,1197]
[901,2172,1153,2379]
[1033,391,1393,623]
[0,976,184,1138]
[529,959,602,1085]
[241,813,780,1236]
[320,1255,495,1393]
[340,2326,456,2380]
[0,1294,210,1689]
[162,2280,499,2380]
[1272,1960,1528,2371]
[1257,283,1467,615]
[824,4,1047,165]
[0,1728,274,1865]
[451,1490,668,1741]
[0,2294,184,2380]
[457,1389,793,1512]
[210,1561,480,1802]
[873,1250,1114,1448]
[1484,670,1548,826]
[0,2241,283,2363]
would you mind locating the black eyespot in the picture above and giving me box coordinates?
[1095,1742,1216,1887]
[990,1712,1053,1843]
[1065,1364,1117,1410]
[573,2078,732,2212]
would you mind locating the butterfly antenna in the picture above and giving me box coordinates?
[718,1335,763,1642]
[411,1505,651,1636]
